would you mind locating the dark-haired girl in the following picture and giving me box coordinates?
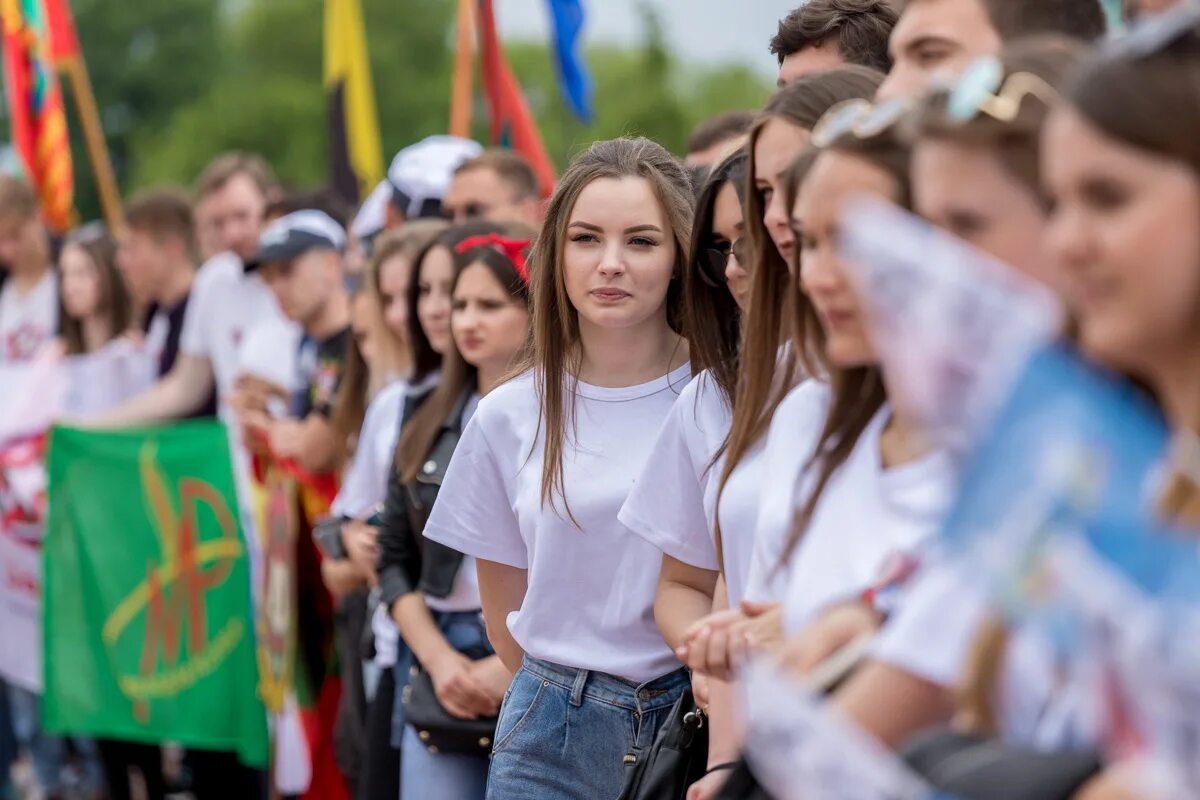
[376,228,532,797]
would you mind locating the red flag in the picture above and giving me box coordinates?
[1,0,75,231]
[476,0,556,197]
[42,0,79,64]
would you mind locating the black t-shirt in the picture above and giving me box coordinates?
[292,326,352,419]
[142,292,217,419]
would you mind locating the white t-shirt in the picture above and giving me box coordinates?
[424,364,693,682]
[778,403,955,633]
[619,371,728,572]
[180,251,291,419]
[425,392,481,614]
[331,380,408,519]
[742,381,832,605]
[874,558,1097,750]
[0,271,56,365]
[618,370,772,609]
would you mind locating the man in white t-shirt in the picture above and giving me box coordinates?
[94,152,290,426]
[0,177,56,366]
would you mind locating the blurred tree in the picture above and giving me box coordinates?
[131,0,456,192]
[6,0,770,222]
[58,0,222,220]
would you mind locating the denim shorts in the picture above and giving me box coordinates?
[486,656,689,800]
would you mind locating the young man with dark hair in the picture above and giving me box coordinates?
[982,0,1108,40]
[443,148,543,227]
[244,209,353,473]
[95,152,289,426]
[770,0,898,86]
[116,188,217,418]
[685,110,756,167]
[878,0,1106,100]
[0,176,55,365]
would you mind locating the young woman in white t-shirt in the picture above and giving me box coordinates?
[756,115,953,654]
[873,30,1200,797]
[378,228,532,799]
[825,42,1087,755]
[618,65,888,799]
[423,137,694,798]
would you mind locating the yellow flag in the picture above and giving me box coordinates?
[324,0,384,203]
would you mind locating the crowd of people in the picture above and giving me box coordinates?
[1,0,1199,797]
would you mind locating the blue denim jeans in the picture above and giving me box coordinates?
[392,609,494,797]
[7,684,104,795]
[401,724,489,798]
[486,656,689,800]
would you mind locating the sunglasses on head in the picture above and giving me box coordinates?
[940,56,1059,125]
[810,96,913,149]
[698,237,748,289]
[1104,2,1200,60]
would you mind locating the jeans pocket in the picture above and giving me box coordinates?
[491,668,550,756]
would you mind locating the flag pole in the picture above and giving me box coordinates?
[449,0,475,138]
[60,54,121,230]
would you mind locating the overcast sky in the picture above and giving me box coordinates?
[496,0,790,77]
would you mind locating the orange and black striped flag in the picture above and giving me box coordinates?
[324,0,382,205]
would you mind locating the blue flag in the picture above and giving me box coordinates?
[546,0,593,122]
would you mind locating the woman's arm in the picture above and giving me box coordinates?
[320,558,365,598]
[686,580,743,800]
[655,554,719,651]
[829,659,955,749]
[392,592,497,719]
[477,559,529,674]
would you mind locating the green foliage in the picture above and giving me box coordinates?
[18,0,771,222]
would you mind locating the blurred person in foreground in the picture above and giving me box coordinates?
[877,0,1107,100]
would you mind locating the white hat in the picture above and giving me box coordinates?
[351,179,392,239]
[387,135,483,219]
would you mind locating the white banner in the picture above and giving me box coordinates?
[0,340,155,692]
[0,522,42,691]
[742,660,936,800]
[836,197,1061,456]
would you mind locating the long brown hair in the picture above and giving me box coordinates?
[396,231,532,483]
[525,137,693,521]
[58,225,132,356]
[715,66,884,551]
[405,222,505,384]
[368,220,449,380]
[780,129,911,565]
[1068,16,1200,529]
[913,39,1084,735]
[683,149,747,403]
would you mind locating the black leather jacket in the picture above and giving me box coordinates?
[376,389,474,612]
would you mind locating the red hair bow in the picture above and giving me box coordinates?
[456,234,532,284]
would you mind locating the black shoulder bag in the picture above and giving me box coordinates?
[399,391,499,757]
[617,688,710,800]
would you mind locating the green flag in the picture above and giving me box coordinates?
[42,422,268,767]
